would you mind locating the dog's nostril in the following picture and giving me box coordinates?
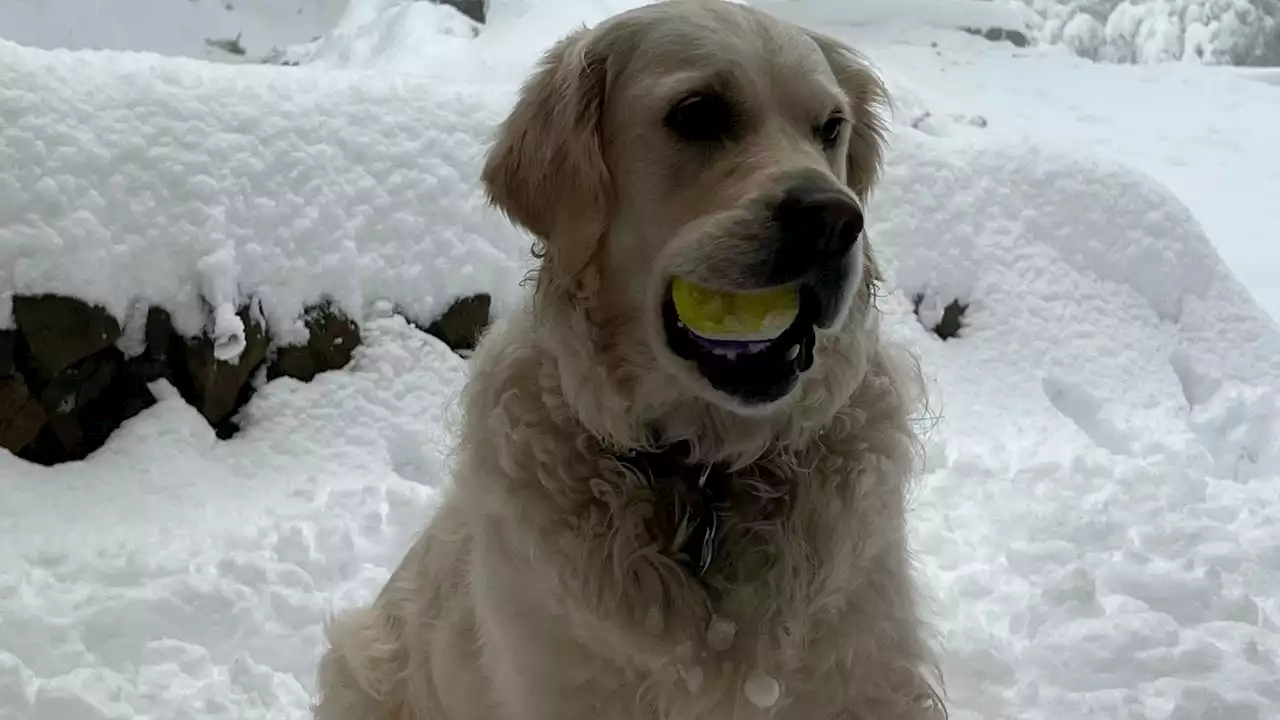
[775,184,864,260]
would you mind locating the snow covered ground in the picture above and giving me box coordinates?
[0,0,349,61]
[2,2,1279,719]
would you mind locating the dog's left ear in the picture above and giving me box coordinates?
[806,31,890,203]
[481,27,610,296]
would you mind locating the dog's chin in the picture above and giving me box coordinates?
[658,278,853,414]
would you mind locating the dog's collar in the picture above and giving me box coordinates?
[616,442,731,578]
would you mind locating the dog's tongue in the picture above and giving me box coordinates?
[671,278,799,342]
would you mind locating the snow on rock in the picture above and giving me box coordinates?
[0,39,530,339]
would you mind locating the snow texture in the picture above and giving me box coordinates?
[0,39,530,342]
[0,0,349,62]
[1022,0,1280,65]
[748,0,1041,35]
[2,2,1280,720]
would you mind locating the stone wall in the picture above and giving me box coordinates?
[1,293,490,466]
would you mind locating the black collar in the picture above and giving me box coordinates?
[615,442,734,577]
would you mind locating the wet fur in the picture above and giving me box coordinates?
[314,2,944,718]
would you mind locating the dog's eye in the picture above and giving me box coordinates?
[665,93,735,143]
[817,114,845,148]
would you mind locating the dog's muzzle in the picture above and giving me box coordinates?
[662,179,864,407]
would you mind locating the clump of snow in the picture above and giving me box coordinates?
[1020,0,1280,65]
[264,0,482,68]
[1061,11,1106,58]
[0,39,530,339]
[743,671,780,709]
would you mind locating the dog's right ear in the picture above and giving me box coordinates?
[481,28,610,291]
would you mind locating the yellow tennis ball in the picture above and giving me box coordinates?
[671,277,799,342]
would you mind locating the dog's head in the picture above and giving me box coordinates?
[483,0,891,455]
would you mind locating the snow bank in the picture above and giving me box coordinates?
[845,20,1280,324]
[0,317,465,720]
[0,40,530,343]
[870,125,1280,718]
[274,0,1042,71]
[0,0,349,61]
[750,0,1040,34]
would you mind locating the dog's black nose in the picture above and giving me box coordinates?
[773,182,864,263]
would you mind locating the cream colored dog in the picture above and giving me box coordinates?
[313,1,943,718]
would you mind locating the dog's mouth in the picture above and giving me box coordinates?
[662,280,822,405]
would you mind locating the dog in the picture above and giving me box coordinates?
[313,1,943,718]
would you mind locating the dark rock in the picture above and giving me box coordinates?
[125,307,178,383]
[38,348,123,456]
[425,294,491,354]
[0,331,47,454]
[912,293,969,341]
[430,0,486,23]
[268,301,361,382]
[174,304,269,426]
[962,26,1030,48]
[13,294,122,380]
[18,344,158,465]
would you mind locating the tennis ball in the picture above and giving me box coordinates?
[671,277,799,342]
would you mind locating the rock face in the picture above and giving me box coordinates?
[1,292,491,466]
[425,293,491,354]
[963,26,1031,49]
[172,304,271,437]
[13,294,122,379]
[432,0,486,24]
[268,301,361,383]
[0,332,47,454]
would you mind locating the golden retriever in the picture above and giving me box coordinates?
[313,1,943,718]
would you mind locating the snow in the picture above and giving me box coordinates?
[0,0,349,62]
[2,2,1279,720]
[1023,0,1280,66]
[749,0,1041,35]
[0,39,529,342]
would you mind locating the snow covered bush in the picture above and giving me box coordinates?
[1024,0,1280,65]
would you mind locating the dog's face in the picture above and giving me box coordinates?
[484,0,888,429]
